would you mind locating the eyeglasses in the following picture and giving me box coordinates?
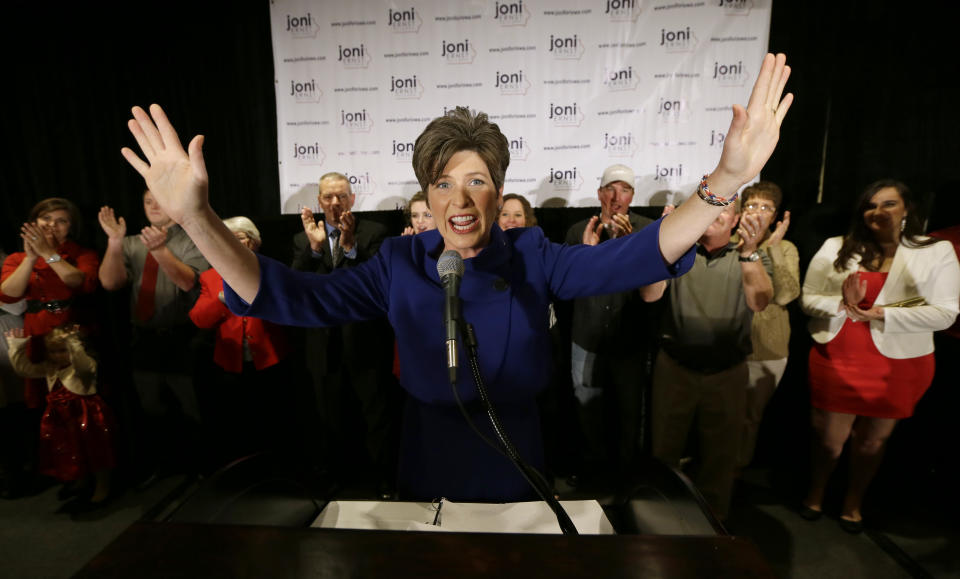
[320,193,350,203]
[744,201,777,213]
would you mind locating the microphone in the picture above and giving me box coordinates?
[437,250,464,385]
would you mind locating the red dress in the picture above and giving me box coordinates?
[0,240,99,407]
[39,379,116,481]
[808,272,935,418]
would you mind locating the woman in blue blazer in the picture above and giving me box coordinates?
[119,54,794,501]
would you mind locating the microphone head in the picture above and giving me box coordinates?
[437,250,464,279]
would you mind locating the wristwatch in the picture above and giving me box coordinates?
[738,251,761,263]
[45,254,62,264]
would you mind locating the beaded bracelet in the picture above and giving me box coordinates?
[695,174,738,207]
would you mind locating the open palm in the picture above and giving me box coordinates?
[121,104,209,226]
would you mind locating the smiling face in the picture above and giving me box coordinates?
[863,186,906,241]
[36,209,71,245]
[598,181,634,223]
[498,198,526,230]
[427,150,502,259]
[409,200,436,233]
[143,190,173,228]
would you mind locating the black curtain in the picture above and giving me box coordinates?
[1,0,957,251]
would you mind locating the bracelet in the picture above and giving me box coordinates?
[695,174,738,207]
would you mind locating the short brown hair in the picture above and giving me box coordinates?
[28,198,81,239]
[412,107,510,196]
[501,193,537,227]
[740,181,783,210]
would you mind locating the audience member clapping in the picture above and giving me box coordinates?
[800,179,960,532]
[401,191,436,235]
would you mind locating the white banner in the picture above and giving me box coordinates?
[270,0,770,213]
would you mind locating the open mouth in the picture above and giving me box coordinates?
[449,214,479,234]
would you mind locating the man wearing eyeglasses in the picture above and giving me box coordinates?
[291,172,397,497]
[562,164,662,483]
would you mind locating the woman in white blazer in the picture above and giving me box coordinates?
[799,179,960,533]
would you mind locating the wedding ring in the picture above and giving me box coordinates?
[31,236,37,241]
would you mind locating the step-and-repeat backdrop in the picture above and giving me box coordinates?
[270,0,769,213]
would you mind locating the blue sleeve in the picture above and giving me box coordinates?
[223,248,391,328]
[540,216,694,301]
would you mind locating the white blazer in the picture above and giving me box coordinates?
[801,236,960,359]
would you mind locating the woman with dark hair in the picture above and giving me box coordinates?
[498,194,536,230]
[401,191,436,236]
[800,179,960,532]
[1,198,99,409]
[119,54,793,501]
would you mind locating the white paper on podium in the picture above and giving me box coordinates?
[311,500,615,535]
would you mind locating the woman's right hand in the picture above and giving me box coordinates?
[841,272,867,308]
[121,104,209,227]
[98,206,127,241]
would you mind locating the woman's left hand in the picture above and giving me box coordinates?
[713,53,793,189]
[845,304,884,322]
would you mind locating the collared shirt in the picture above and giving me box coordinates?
[122,224,209,329]
[310,221,358,261]
[660,242,773,372]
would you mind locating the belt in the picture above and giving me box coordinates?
[25,299,73,314]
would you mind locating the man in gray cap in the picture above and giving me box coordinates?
[563,164,662,481]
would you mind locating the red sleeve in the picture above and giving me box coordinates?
[0,252,25,303]
[73,248,100,295]
[189,269,230,329]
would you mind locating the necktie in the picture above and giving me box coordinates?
[330,229,343,268]
[135,252,159,321]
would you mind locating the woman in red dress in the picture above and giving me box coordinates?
[800,180,960,532]
[0,198,99,409]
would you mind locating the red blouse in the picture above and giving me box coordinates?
[189,268,289,373]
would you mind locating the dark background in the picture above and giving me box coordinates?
[1,1,957,253]
[1,0,957,522]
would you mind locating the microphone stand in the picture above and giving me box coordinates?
[451,318,579,536]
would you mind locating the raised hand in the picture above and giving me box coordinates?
[767,210,791,246]
[581,216,604,246]
[300,208,327,252]
[139,225,168,252]
[714,53,793,189]
[98,206,127,241]
[121,104,209,227]
[401,226,416,236]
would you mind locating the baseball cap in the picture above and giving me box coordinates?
[600,164,636,188]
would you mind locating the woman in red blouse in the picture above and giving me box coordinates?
[189,216,290,465]
[1,198,99,408]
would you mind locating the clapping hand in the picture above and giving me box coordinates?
[608,213,633,239]
[581,216,604,246]
[98,206,127,241]
[139,225,168,252]
[21,222,56,261]
[767,210,791,246]
[4,327,25,340]
[736,213,764,255]
[301,208,327,253]
[121,105,209,227]
[841,273,867,308]
[339,210,356,252]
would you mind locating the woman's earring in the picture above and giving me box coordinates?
[900,217,906,232]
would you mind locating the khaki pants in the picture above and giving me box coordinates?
[652,350,747,520]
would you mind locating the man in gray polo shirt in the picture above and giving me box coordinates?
[651,200,772,520]
[99,189,209,479]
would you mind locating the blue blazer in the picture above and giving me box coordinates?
[226,220,693,501]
